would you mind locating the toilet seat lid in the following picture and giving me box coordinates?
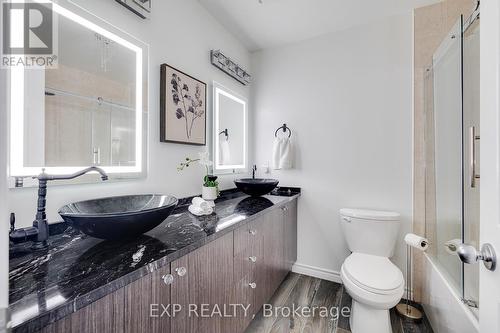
[343,253,403,295]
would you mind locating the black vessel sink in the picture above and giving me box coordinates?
[59,194,178,240]
[234,178,279,197]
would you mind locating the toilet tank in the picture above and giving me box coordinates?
[340,208,401,257]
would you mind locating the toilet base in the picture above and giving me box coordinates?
[350,299,392,333]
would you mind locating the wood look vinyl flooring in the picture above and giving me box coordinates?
[245,273,434,333]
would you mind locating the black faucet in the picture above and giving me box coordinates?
[252,165,257,179]
[9,166,108,249]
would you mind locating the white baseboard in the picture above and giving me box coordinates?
[291,263,342,284]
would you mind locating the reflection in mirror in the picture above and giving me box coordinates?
[9,2,147,184]
[213,82,247,174]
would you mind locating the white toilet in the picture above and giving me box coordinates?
[339,208,404,333]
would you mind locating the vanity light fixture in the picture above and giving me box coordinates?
[210,50,252,85]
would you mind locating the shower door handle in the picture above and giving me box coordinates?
[469,126,480,188]
[457,243,496,271]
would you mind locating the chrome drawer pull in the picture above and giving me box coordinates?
[249,229,257,236]
[175,267,187,277]
[249,256,257,263]
[248,282,257,289]
[162,274,174,285]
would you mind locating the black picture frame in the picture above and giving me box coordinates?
[160,64,207,146]
[115,0,151,19]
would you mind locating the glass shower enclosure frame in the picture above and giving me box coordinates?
[425,11,480,314]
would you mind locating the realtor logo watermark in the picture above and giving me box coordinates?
[1,0,58,67]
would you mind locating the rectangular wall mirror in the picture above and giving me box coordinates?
[8,1,148,187]
[213,82,248,174]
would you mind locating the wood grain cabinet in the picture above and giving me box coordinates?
[39,199,298,333]
[40,288,125,333]
[41,264,171,333]
[231,213,266,331]
[263,207,285,300]
[171,232,234,333]
[125,264,171,333]
[283,200,298,273]
[230,200,298,332]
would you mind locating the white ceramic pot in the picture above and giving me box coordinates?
[202,186,218,205]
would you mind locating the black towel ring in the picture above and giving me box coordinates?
[275,124,292,138]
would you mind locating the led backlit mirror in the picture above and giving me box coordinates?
[8,1,148,186]
[213,82,248,174]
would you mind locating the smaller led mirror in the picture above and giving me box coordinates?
[213,82,248,174]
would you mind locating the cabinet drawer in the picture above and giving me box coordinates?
[234,234,263,283]
[231,272,259,332]
[234,217,264,256]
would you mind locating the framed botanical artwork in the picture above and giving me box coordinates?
[160,64,207,145]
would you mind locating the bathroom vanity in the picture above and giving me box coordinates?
[6,3,297,332]
[9,191,299,333]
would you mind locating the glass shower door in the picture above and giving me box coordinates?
[430,17,464,294]
[426,14,481,314]
[462,17,480,313]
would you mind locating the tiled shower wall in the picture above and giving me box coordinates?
[413,0,476,302]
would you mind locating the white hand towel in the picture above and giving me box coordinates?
[188,205,205,216]
[279,137,293,169]
[272,137,282,170]
[192,197,209,210]
[220,140,231,165]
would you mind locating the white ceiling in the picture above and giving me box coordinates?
[198,0,440,52]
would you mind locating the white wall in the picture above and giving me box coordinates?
[251,14,413,276]
[7,0,252,227]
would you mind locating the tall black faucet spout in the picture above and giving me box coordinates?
[36,166,109,182]
[10,167,108,248]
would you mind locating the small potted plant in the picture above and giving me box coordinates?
[178,152,219,204]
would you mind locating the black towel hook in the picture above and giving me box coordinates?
[275,123,292,138]
[219,129,229,139]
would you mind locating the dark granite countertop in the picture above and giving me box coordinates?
[9,189,300,333]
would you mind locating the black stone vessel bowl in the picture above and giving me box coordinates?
[58,194,178,240]
[234,178,279,197]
